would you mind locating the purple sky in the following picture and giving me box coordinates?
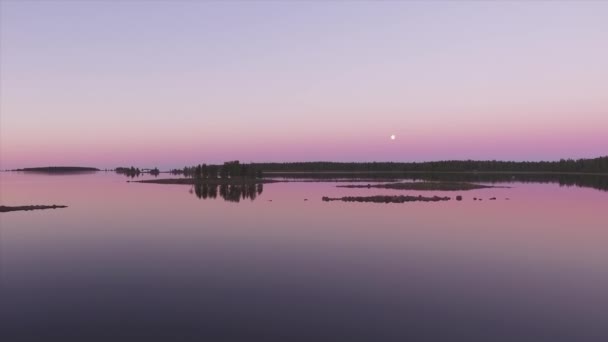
[1,1,606,169]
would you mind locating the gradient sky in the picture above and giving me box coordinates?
[1,1,606,169]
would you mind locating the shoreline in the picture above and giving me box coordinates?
[265,170,608,176]
[336,181,500,191]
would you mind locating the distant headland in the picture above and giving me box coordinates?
[12,166,100,172]
[1,205,68,213]
[252,156,608,174]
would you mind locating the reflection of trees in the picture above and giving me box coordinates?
[192,183,260,202]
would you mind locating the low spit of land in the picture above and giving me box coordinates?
[131,178,280,185]
[337,181,499,191]
[322,195,452,203]
[321,195,508,203]
[12,167,99,172]
[0,205,68,213]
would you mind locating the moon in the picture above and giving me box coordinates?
[390,134,396,140]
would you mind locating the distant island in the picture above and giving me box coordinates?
[13,166,99,172]
[1,205,68,213]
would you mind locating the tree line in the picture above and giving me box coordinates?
[172,161,263,180]
[251,156,608,173]
[115,157,607,180]
[116,166,160,178]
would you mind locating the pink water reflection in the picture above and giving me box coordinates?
[1,172,608,340]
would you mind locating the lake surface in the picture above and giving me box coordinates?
[1,172,607,341]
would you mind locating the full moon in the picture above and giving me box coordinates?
[390,134,396,140]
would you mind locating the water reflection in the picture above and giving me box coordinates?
[2,172,608,341]
[191,183,263,202]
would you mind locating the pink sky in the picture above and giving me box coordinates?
[1,2,606,169]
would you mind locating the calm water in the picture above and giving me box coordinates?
[1,172,607,341]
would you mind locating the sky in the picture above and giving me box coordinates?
[1,1,607,170]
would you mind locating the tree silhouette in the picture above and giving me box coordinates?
[249,156,608,173]
[202,164,208,179]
